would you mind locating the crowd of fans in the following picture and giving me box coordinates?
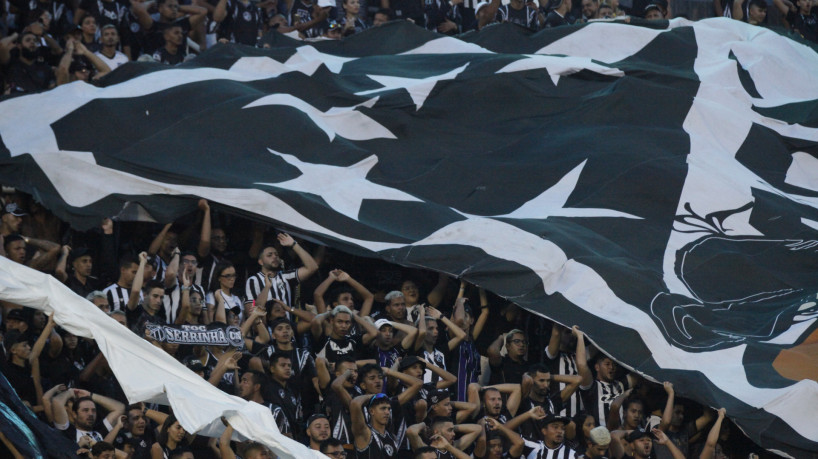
[0,0,816,93]
[0,190,774,459]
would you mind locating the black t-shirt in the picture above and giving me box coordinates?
[2,361,36,405]
[79,0,129,27]
[220,0,263,45]
[490,355,528,384]
[152,46,187,65]
[518,394,565,441]
[143,17,192,56]
[67,275,100,299]
[322,383,358,445]
[496,4,538,31]
[543,10,575,28]
[315,334,366,363]
[113,429,156,459]
[126,304,166,333]
[786,7,818,42]
[267,379,300,437]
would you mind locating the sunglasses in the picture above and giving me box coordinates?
[368,393,388,407]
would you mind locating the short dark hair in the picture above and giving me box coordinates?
[91,441,115,456]
[480,387,500,403]
[528,363,550,376]
[357,363,383,384]
[414,446,437,459]
[72,396,94,413]
[144,279,165,293]
[245,370,267,387]
[170,445,193,458]
[3,234,24,250]
[375,7,393,18]
[119,254,139,269]
[623,396,644,411]
[319,438,344,453]
[430,417,453,430]
[748,0,766,9]
[269,352,291,366]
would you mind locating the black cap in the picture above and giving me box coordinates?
[398,355,426,371]
[626,427,651,442]
[269,317,292,330]
[1,203,26,217]
[305,413,328,429]
[428,389,450,406]
[6,308,29,323]
[542,413,571,426]
[4,330,29,346]
[69,247,91,262]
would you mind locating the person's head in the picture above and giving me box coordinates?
[334,356,358,388]
[423,316,438,344]
[109,310,127,327]
[414,446,437,459]
[796,0,810,13]
[540,414,569,449]
[158,0,181,20]
[239,370,266,399]
[4,234,26,264]
[163,24,184,47]
[214,261,237,291]
[372,8,392,26]
[71,248,93,278]
[670,403,685,427]
[623,397,644,429]
[239,442,273,459]
[170,446,195,459]
[0,203,25,232]
[555,0,573,13]
[398,355,425,379]
[80,15,97,36]
[125,404,148,436]
[626,429,653,458]
[358,363,384,394]
[481,387,503,416]
[505,329,527,359]
[72,396,97,430]
[343,0,361,15]
[594,355,617,382]
[400,279,419,305]
[189,290,204,317]
[61,328,79,349]
[486,431,505,459]
[319,438,346,458]
[257,244,282,272]
[748,0,766,23]
[91,441,116,459]
[158,414,186,446]
[430,417,455,443]
[226,309,240,325]
[644,3,665,19]
[475,1,493,25]
[330,305,353,337]
[366,393,391,426]
[384,291,406,320]
[86,291,111,313]
[211,227,228,253]
[581,0,599,18]
[585,426,612,458]
[428,390,452,418]
[598,3,614,17]
[100,24,119,47]
[269,318,294,344]
[305,413,330,444]
[269,352,292,382]
[31,310,46,331]
[330,286,355,308]
[118,255,139,285]
[5,308,30,333]
[572,412,595,444]
[180,252,198,277]
[374,319,394,347]
[143,280,165,313]
[528,364,552,397]
[6,332,31,362]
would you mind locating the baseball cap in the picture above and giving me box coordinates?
[542,413,570,426]
[269,317,292,330]
[6,308,30,323]
[589,426,611,447]
[374,318,393,330]
[644,3,664,14]
[305,413,328,429]
[475,1,490,14]
[1,203,26,217]
[626,427,651,442]
[428,389,450,406]
[398,355,426,371]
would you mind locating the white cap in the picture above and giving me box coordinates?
[317,0,335,7]
[475,1,490,14]
[375,318,393,330]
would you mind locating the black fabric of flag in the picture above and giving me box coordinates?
[1,18,818,457]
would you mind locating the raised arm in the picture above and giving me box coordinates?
[452,423,483,451]
[487,333,505,368]
[430,306,467,351]
[489,417,524,458]
[278,233,318,282]
[699,408,726,459]
[219,423,237,459]
[197,200,211,258]
[208,350,241,387]
[487,383,522,416]
[330,367,356,408]
[773,0,794,14]
[51,387,74,427]
[312,272,337,314]
[148,223,173,257]
[391,321,418,350]
[546,322,562,360]
[339,270,375,317]
[355,313,379,345]
[654,428,685,459]
[164,249,180,289]
[350,395,373,450]
[387,368,423,405]
[55,245,70,282]
[553,373,583,403]
[732,0,744,19]
[423,359,457,389]
[414,305,427,351]
[426,272,449,308]
[127,252,148,311]
[505,405,546,432]
[573,326,593,388]
[472,289,490,340]
[658,382,674,431]
[179,3,208,28]
[213,0,228,22]
[406,423,428,450]
[74,41,111,79]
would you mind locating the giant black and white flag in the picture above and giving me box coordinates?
[1,17,817,457]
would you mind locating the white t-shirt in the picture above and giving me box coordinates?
[94,50,129,70]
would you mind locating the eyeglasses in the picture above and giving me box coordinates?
[220,274,237,279]
[182,260,198,265]
[368,393,388,407]
[326,452,347,457]
[510,339,528,345]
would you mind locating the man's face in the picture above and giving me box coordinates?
[373,13,388,26]
[403,363,424,380]
[483,389,503,416]
[2,213,23,232]
[211,229,228,252]
[73,255,93,277]
[10,341,31,360]
[425,320,438,343]
[386,295,406,320]
[92,297,111,313]
[582,0,598,18]
[259,247,281,271]
[334,292,354,308]
[271,357,292,381]
[97,451,115,459]
[181,255,197,276]
[671,405,684,427]
[323,445,345,458]
[532,371,550,396]
[101,27,119,47]
[368,402,391,425]
[147,287,164,311]
[797,0,810,12]
[431,397,452,417]
[645,8,664,19]
[81,16,97,35]
[159,0,180,19]
[400,281,419,305]
[6,240,26,263]
[748,4,766,23]
[598,5,614,17]
[435,422,455,443]
[76,400,97,430]
[624,401,644,428]
[331,312,352,336]
[165,27,184,46]
[595,357,617,382]
[377,325,394,347]
[488,438,503,459]
[273,323,293,344]
[307,418,330,442]
[121,262,139,285]
[335,361,358,388]
[360,370,383,394]
[112,314,127,327]
[631,437,653,458]
[6,318,26,332]
[128,409,147,436]
[507,333,527,359]
[239,373,259,399]
[585,442,608,458]
[543,421,565,448]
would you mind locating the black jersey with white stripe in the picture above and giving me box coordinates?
[581,379,626,428]
[496,4,538,31]
[545,350,584,417]
[104,283,130,312]
[518,394,565,441]
[245,269,300,308]
[163,282,206,324]
[522,440,576,459]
